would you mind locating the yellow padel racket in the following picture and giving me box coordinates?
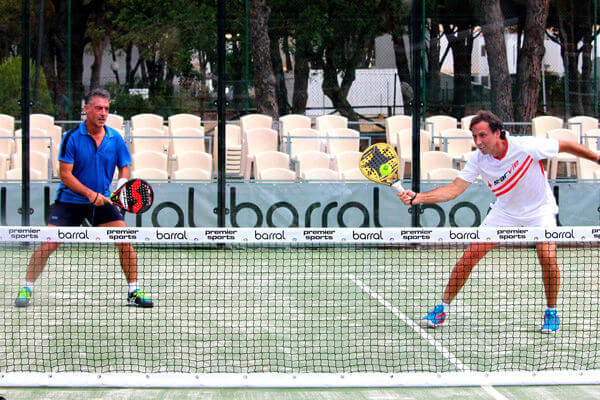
[359,143,405,192]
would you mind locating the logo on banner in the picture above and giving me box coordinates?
[205,230,237,241]
[496,228,528,240]
[58,230,89,240]
[449,230,480,240]
[254,230,286,241]
[156,230,188,240]
[107,229,139,240]
[303,230,335,241]
[400,229,433,241]
[352,230,383,240]
[544,229,574,239]
[8,228,41,240]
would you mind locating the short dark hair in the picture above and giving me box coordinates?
[469,110,506,139]
[85,88,110,104]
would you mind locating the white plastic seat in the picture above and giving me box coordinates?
[294,151,331,177]
[568,116,597,140]
[385,115,412,153]
[172,168,211,180]
[461,115,476,130]
[14,128,52,154]
[315,115,347,150]
[241,127,278,179]
[326,128,360,155]
[133,167,169,180]
[576,158,600,179]
[425,115,457,149]
[439,128,474,160]
[285,128,321,157]
[584,128,600,151]
[420,151,454,177]
[258,167,297,180]
[132,151,168,172]
[131,129,170,154]
[396,129,432,178]
[279,114,311,142]
[254,151,290,177]
[0,114,15,136]
[171,127,207,154]
[106,113,125,133]
[332,151,362,172]
[175,150,212,173]
[341,168,368,181]
[546,128,578,179]
[301,168,341,180]
[240,114,273,135]
[532,116,563,139]
[168,113,201,135]
[6,167,42,180]
[427,167,461,180]
[11,150,50,179]
[131,113,164,130]
[213,124,243,177]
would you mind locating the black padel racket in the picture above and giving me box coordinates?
[358,143,405,191]
[110,178,154,214]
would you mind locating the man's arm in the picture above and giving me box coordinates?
[59,161,110,206]
[397,177,471,206]
[558,140,600,162]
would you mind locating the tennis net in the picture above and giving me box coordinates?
[1,226,600,387]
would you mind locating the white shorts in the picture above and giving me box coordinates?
[481,207,557,227]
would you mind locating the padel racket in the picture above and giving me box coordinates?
[359,143,405,192]
[110,178,154,214]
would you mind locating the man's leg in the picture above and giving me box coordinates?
[537,241,560,333]
[98,219,152,307]
[422,242,497,328]
[15,224,61,307]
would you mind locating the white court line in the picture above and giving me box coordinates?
[349,274,509,400]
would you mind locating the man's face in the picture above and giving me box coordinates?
[84,96,109,130]
[471,120,502,155]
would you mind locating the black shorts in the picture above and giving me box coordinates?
[48,201,124,226]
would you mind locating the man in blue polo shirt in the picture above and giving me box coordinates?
[14,88,153,308]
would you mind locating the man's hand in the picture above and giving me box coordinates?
[88,192,113,206]
[397,190,417,206]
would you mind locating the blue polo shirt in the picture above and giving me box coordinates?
[56,121,132,204]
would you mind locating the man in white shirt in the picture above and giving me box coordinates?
[397,110,600,333]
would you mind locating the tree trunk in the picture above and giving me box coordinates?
[427,21,442,114]
[558,3,584,116]
[90,38,107,90]
[270,35,289,115]
[445,26,474,117]
[391,27,412,109]
[480,0,513,122]
[292,37,309,114]
[249,0,278,118]
[321,47,360,120]
[514,0,548,130]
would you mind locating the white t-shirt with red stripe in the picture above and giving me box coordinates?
[458,136,559,219]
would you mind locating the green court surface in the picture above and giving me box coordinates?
[1,243,599,388]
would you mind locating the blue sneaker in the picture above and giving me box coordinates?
[541,309,560,334]
[421,304,447,328]
[14,287,32,308]
[127,289,154,308]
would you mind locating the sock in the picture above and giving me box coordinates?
[23,281,34,291]
[546,307,557,313]
[441,302,450,314]
[128,282,138,294]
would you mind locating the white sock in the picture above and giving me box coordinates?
[441,302,450,314]
[546,307,557,312]
[128,282,138,294]
[23,281,34,291]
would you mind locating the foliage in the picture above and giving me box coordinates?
[0,56,54,117]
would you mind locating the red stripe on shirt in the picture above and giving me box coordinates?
[492,155,532,193]
[495,157,534,197]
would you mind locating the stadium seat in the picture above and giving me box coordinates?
[241,127,278,179]
[396,129,432,178]
[106,113,125,134]
[258,167,297,180]
[532,116,563,139]
[425,115,457,149]
[439,128,474,162]
[294,150,331,177]
[132,151,169,172]
[175,150,212,173]
[131,113,164,131]
[172,168,211,180]
[326,128,360,155]
[11,150,50,180]
[385,115,412,153]
[0,132,14,161]
[584,128,600,151]
[254,151,290,177]
[576,158,600,179]
[546,128,578,179]
[168,113,201,136]
[14,128,52,154]
[301,168,341,180]
[6,167,42,180]
[240,113,273,135]
[332,151,362,173]
[213,124,243,177]
[315,115,348,137]
[133,167,169,180]
[567,116,597,139]
[130,130,170,154]
[420,151,454,177]
[279,114,311,142]
[341,168,368,181]
[0,114,15,136]
[461,114,476,130]
[171,127,207,154]
[284,128,321,157]
[427,167,461,180]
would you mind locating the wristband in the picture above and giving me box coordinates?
[92,192,99,204]
[410,194,416,205]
